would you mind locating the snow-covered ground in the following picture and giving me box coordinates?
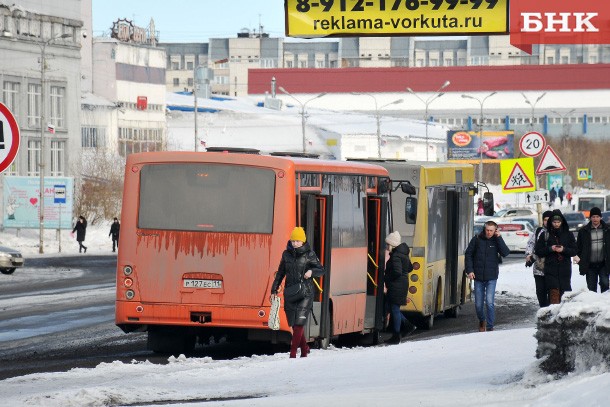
[1,222,608,406]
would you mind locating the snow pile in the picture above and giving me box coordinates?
[535,290,610,375]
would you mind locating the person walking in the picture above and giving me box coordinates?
[72,216,88,253]
[566,191,573,207]
[383,231,417,344]
[535,210,577,304]
[549,188,557,207]
[109,217,121,252]
[558,186,565,205]
[271,227,325,358]
[465,220,510,332]
[574,207,610,293]
[525,210,553,307]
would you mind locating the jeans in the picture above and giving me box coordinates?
[390,303,409,334]
[474,279,497,330]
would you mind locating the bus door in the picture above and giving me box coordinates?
[444,189,460,308]
[365,196,388,331]
[301,194,333,344]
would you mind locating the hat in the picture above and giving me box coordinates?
[552,214,563,221]
[590,207,602,217]
[542,210,553,219]
[290,227,306,242]
[385,231,401,247]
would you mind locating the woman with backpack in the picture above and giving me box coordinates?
[525,210,553,307]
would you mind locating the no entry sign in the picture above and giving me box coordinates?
[0,103,20,173]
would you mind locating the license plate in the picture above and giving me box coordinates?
[183,279,222,289]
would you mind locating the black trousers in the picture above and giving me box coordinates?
[586,262,609,293]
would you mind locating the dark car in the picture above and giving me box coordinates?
[602,211,610,224]
[563,212,587,236]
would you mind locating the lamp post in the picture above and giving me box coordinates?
[278,87,326,153]
[38,33,70,254]
[461,92,496,183]
[522,92,546,131]
[351,93,403,158]
[407,80,450,161]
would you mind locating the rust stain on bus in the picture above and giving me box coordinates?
[136,231,272,258]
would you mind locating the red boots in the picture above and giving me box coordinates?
[289,325,309,358]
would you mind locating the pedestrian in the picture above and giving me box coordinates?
[566,191,573,207]
[535,210,577,304]
[558,186,565,205]
[477,198,484,216]
[525,210,553,307]
[270,227,325,358]
[72,215,88,253]
[465,220,510,332]
[574,207,610,293]
[549,187,557,207]
[383,231,417,345]
[109,217,120,252]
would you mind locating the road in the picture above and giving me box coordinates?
[0,253,536,380]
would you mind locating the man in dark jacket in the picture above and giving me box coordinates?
[575,207,610,293]
[384,231,416,344]
[465,220,510,332]
[109,217,120,252]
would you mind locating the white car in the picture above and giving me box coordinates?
[0,244,24,275]
[496,221,535,253]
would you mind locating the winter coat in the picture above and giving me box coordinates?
[465,231,510,281]
[72,220,87,242]
[384,243,413,306]
[576,220,610,275]
[271,241,325,326]
[109,222,121,240]
[535,213,577,292]
[526,227,547,277]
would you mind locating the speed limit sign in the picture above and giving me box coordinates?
[0,103,20,173]
[519,131,546,157]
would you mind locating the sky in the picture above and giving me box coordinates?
[1,102,608,406]
[92,0,288,42]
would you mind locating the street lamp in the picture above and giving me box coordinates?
[461,92,497,183]
[522,92,546,130]
[407,80,450,161]
[351,93,403,158]
[38,32,71,254]
[278,87,326,153]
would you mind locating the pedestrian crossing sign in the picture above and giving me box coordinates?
[500,158,536,193]
[577,168,590,180]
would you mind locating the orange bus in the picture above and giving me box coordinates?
[115,149,392,352]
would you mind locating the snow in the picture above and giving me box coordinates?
[1,95,608,406]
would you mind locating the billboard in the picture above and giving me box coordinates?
[447,130,515,164]
[3,176,74,229]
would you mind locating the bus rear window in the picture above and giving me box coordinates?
[138,163,275,233]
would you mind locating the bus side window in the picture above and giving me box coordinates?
[405,197,417,224]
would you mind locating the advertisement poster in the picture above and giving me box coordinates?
[447,130,515,164]
[3,176,74,229]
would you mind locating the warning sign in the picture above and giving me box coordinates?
[500,158,536,193]
[536,146,566,174]
[577,168,590,180]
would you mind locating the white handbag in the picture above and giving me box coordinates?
[268,296,281,330]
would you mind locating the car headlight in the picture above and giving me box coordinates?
[0,252,11,258]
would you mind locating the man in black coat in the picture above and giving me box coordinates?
[109,217,120,252]
[575,207,610,293]
[465,220,510,332]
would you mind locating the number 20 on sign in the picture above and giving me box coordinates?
[519,131,546,157]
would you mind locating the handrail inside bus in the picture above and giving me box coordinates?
[367,253,379,288]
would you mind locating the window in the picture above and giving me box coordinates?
[3,81,19,119]
[299,60,307,68]
[81,127,106,148]
[50,140,65,176]
[171,61,179,70]
[285,60,293,68]
[27,140,41,176]
[28,83,41,127]
[186,61,193,70]
[187,78,193,86]
[173,78,179,86]
[4,161,17,176]
[50,86,65,128]
[316,60,325,68]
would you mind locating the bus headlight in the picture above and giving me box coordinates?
[123,265,133,276]
[125,289,135,300]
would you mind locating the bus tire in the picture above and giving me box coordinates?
[148,328,196,355]
[316,311,332,350]
[444,306,460,318]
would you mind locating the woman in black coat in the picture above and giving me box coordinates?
[384,231,416,344]
[271,227,324,358]
[535,210,577,304]
[72,216,88,253]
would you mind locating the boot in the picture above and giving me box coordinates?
[299,332,309,357]
[400,321,417,338]
[389,332,401,345]
[290,325,303,358]
[478,320,486,332]
[549,289,561,304]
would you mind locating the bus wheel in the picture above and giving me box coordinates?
[315,313,332,350]
[424,313,434,329]
[444,306,460,318]
[148,328,196,355]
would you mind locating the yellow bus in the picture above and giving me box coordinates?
[366,160,476,328]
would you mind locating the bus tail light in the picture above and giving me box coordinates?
[124,278,133,288]
[125,290,135,300]
[123,265,133,276]
[516,231,529,237]
[408,286,417,294]
[412,262,421,270]
[410,273,419,282]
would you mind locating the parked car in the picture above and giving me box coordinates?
[563,212,587,236]
[496,221,535,253]
[473,222,485,236]
[0,244,24,275]
[475,207,538,224]
[602,211,610,224]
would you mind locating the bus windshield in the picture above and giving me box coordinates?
[138,163,275,233]
[578,197,605,211]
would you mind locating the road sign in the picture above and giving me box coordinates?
[577,168,590,180]
[54,184,66,204]
[536,146,566,174]
[523,189,549,205]
[519,131,546,157]
[0,103,21,174]
[500,158,536,193]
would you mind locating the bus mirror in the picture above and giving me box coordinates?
[483,192,494,216]
[405,197,417,224]
[401,181,416,195]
